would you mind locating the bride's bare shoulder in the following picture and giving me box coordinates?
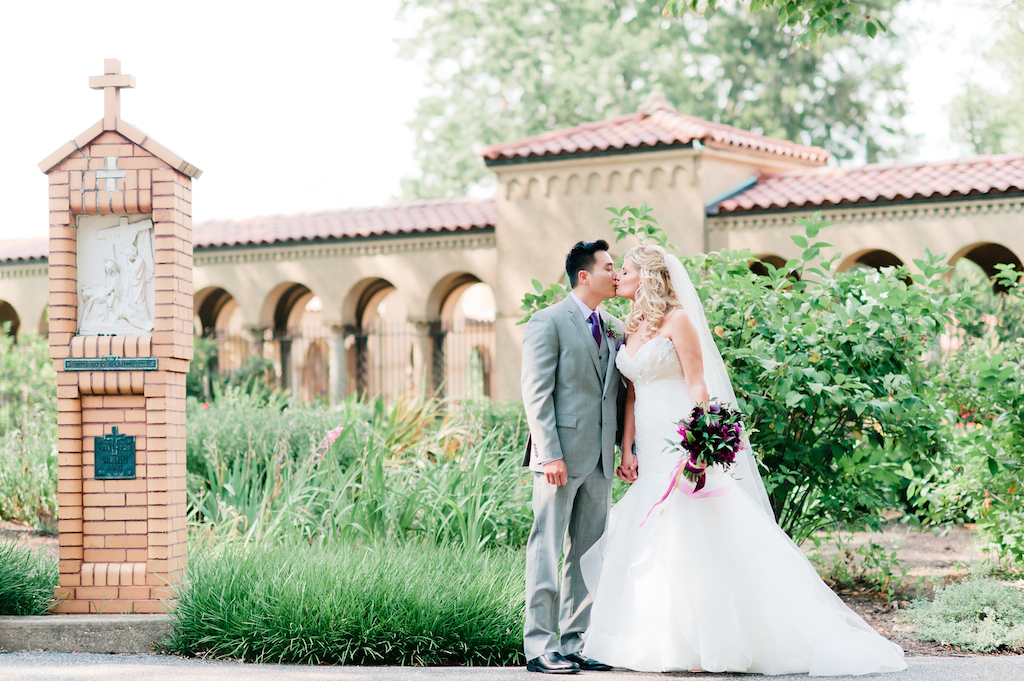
[662,307,699,339]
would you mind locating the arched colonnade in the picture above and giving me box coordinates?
[192,257,498,405]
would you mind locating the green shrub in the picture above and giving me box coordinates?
[0,540,58,615]
[165,542,526,665]
[906,569,1024,652]
[0,333,57,529]
[910,270,1024,563]
[523,207,965,544]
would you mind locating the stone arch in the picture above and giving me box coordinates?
[606,171,624,193]
[194,286,237,338]
[525,178,541,199]
[507,178,524,199]
[950,242,1023,292]
[257,281,329,397]
[565,174,582,196]
[585,172,602,194]
[343,277,397,328]
[546,176,561,198]
[648,167,667,190]
[838,249,905,273]
[341,277,414,399]
[627,168,645,191]
[428,272,496,400]
[0,300,20,338]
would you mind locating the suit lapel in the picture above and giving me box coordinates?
[565,298,603,379]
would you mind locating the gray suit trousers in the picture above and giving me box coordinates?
[523,462,612,660]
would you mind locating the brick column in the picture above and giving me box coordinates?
[42,60,199,614]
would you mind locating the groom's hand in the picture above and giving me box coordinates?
[617,450,638,483]
[543,459,568,486]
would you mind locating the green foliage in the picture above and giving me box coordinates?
[906,567,1024,652]
[664,0,888,45]
[808,536,911,601]
[400,0,908,198]
[165,542,526,665]
[692,220,960,543]
[0,332,55,434]
[0,333,57,529]
[523,205,973,545]
[0,540,58,616]
[186,337,278,402]
[947,8,1024,155]
[518,278,570,326]
[908,272,1024,564]
[188,390,532,550]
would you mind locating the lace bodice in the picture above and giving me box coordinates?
[615,336,684,385]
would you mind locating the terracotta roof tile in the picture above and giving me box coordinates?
[0,199,496,263]
[194,197,496,249]
[715,153,1024,214]
[482,108,830,165]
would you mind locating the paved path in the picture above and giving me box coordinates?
[0,653,1022,681]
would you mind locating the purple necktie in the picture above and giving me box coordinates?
[588,312,601,347]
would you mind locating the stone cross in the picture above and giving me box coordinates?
[89,59,136,129]
[95,157,126,191]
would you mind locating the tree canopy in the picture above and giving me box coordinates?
[948,7,1024,155]
[400,0,908,200]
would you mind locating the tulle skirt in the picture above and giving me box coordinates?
[580,469,908,676]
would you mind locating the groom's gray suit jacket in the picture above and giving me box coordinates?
[521,296,623,479]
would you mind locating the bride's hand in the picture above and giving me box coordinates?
[617,446,638,483]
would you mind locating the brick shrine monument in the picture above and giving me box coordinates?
[39,59,200,614]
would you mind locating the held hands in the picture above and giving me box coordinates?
[617,446,638,483]
[543,459,569,486]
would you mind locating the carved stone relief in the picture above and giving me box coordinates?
[77,214,155,336]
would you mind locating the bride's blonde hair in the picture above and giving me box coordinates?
[624,245,680,340]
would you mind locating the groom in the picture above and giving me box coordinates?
[521,240,623,674]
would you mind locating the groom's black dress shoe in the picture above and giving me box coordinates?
[564,652,613,671]
[526,652,580,674]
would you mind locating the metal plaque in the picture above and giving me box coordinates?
[94,427,136,480]
[65,355,158,372]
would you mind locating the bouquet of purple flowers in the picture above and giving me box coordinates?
[668,402,745,492]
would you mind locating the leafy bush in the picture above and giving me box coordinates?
[165,542,526,665]
[523,207,966,544]
[906,568,1024,652]
[691,218,960,543]
[909,271,1024,563]
[0,540,58,615]
[0,333,57,529]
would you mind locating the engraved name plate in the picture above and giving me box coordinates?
[94,426,136,480]
[65,355,158,371]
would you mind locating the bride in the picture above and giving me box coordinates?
[579,245,908,676]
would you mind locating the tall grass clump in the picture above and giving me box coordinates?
[166,542,526,665]
[0,540,58,615]
[187,389,532,549]
[906,567,1024,652]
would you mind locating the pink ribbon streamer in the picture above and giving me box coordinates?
[639,459,733,527]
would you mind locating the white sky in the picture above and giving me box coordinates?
[0,0,1008,241]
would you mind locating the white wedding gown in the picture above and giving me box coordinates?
[580,337,908,675]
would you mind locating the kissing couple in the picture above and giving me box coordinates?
[520,240,908,675]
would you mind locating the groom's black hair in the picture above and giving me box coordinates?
[566,240,610,288]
